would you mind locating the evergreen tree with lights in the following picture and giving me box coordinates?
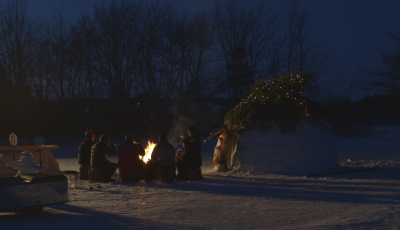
[223,71,320,134]
[206,71,323,170]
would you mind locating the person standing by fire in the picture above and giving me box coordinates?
[176,126,203,180]
[90,134,117,182]
[118,135,145,183]
[78,128,96,180]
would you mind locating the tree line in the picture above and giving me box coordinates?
[0,0,334,139]
[0,0,332,104]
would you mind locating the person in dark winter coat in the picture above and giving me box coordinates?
[151,133,176,168]
[78,128,96,180]
[176,126,202,180]
[146,133,176,182]
[90,134,117,182]
[118,135,145,183]
[78,128,96,167]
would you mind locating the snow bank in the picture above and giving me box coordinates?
[232,121,340,175]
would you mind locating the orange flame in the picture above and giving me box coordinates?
[140,140,157,163]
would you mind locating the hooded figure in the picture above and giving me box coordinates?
[90,134,117,182]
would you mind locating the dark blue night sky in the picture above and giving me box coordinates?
[28,0,400,100]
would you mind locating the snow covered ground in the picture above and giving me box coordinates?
[1,125,400,229]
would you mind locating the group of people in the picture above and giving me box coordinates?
[77,126,203,183]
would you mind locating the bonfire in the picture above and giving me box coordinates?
[140,140,157,163]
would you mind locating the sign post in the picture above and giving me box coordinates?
[8,133,18,162]
[34,136,45,167]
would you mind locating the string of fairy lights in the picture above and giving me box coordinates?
[233,74,309,117]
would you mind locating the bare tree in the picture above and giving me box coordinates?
[268,3,334,76]
[0,0,41,94]
[186,13,221,109]
[158,13,189,101]
[364,32,400,94]
[94,0,142,99]
[136,1,174,100]
[161,12,220,109]
[42,9,75,100]
[71,13,101,98]
[265,2,337,98]
[212,0,278,102]
[35,39,53,100]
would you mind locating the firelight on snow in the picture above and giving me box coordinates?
[140,141,156,163]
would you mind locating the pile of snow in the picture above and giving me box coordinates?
[231,121,340,175]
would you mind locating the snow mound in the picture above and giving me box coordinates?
[232,121,340,175]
